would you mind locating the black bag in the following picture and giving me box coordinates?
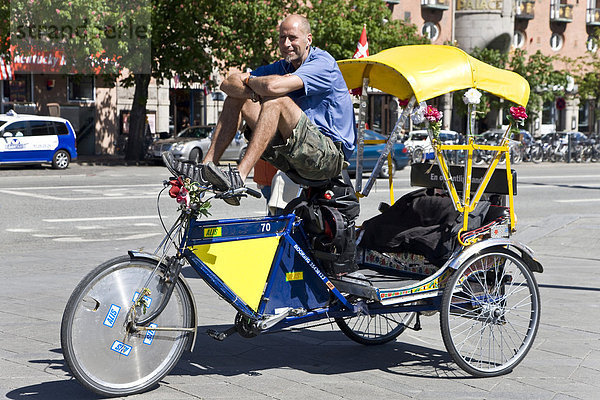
[283,178,360,275]
[359,188,490,267]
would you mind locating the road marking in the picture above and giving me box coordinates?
[0,184,160,190]
[0,174,88,179]
[519,174,600,179]
[53,232,162,242]
[0,189,156,201]
[554,198,600,203]
[43,215,159,223]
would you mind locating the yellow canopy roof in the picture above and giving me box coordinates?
[337,45,530,107]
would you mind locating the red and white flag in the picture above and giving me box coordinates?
[351,24,368,95]
[0,56,14,81]
[353,24,369,59]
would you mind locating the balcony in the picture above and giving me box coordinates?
[420,0,449,11]
[588,8,600,26]
[550,3,573,22]
[516,0,535,20]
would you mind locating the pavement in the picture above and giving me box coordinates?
[75,154,148,166]
[0,163,599,399]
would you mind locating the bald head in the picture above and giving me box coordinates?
[281,14,311,35]
[278,14,313,68]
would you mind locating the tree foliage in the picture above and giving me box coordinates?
[302,0,428,61]
[454,46,569,129]
[569,30,600,122]
[2,0,428,159]
[127,0,427,160]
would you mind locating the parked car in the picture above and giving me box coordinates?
[0,110,78,169]
[348,130,409,178]
[402,129,461,163]
[146,125,248,164]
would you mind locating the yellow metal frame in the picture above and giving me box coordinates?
[338,45,529,245]
[431,124,516,246]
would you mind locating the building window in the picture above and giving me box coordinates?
[67,75,95,102]
[550,33,563,51]
[587,36,598,52]
[422,22,439,41]
[2,74,33,103]
[513,31,526,48]
[578,101,589,131]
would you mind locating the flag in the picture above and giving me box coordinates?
[351,24,368,96]
[353,24,369,59]
[0,56,14,80]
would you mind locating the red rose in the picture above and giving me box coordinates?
[398,98,410,107]
[168,177,184,198]
[509,106,528,121]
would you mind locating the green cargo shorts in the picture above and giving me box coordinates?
[260,113,345,181]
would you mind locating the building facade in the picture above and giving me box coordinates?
[386,0,597,136]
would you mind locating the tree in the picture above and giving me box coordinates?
[454,47,569,132]
[302,0,428,61]
[570,32,600,134]
[125,0,427,161]
[508,49,569,114]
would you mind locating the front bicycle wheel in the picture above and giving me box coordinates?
[440,248,540,377]
[61,255,194,397]
[335,306,415,345]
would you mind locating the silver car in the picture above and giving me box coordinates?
[147,126,247,164]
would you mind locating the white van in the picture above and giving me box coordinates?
[0,110,78,169]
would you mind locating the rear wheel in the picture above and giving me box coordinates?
[530,144,543,164]
[52,149,70,169]
[412,147,425,164]
[379,160,396,178]
[335,306,415,345]
[61,256,194,397]
[188,148,202,164]
[440,248,540,377]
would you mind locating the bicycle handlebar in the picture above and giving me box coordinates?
[245,187,262,199]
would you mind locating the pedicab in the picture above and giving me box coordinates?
[61,45,543,397]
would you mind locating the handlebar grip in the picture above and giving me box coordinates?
[245,187,262,198]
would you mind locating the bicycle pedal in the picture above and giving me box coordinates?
[206,326,237,341]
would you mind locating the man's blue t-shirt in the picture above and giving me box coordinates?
[251,47,356,159]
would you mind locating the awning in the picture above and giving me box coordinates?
[0,56,14,80]
[338,45,530,107]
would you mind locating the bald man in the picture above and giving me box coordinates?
[186,14,355,205]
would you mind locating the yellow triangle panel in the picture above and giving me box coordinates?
[188,236,281,311]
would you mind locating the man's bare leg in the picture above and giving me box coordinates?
[203,96,247,164]
[237,96,302,180]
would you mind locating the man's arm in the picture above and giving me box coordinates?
[246,74,304,98]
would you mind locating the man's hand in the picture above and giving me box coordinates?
[220,72,255,99]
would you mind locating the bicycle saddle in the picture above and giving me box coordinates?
[284,170,332,188]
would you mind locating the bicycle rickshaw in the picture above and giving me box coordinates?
[61,45,543,397]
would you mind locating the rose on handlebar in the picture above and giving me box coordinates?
[167,176,211,216]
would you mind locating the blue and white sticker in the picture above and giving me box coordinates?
[103,304,121,328]
[143,323,158,345]
[110,340,132,356]
[132,291,153,308]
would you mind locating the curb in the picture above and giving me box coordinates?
[75,156,155,167]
